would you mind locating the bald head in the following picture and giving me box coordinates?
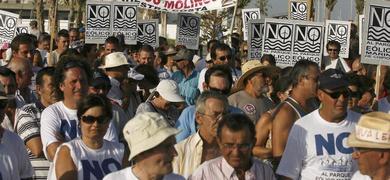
[7,57,33,89]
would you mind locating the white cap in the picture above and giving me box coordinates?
[156,79,184,102]
[100,52,129,69]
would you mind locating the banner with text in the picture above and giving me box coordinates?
[176,13,200,50]
[113,2,138,44]
[0,10,19,44]
[262,18,324,67]
[138,0,236,13]
[137,19,159,48]
[362,0,390,65]
[242,8,261,41]
[288,0,312,21]
[247,19,264,59]
[324,20,351,58]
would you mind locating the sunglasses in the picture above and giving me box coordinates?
[209,87,230,95]
[0,100,7,109]
[327,48,339,52]
[81,115,109,124]
[218,55,231,61]
[321,89,350,99]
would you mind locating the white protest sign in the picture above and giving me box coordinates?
[138,0,236,13]
[247,19,264,59]
[15,26,29,36]
[324,20,351,59]
[112,2,138,45]
[176,13,200,50]
[359,15,364,55]
[362,0,390,65]
[262,18,324,67]
[85,1,112,44]
[0,10,19,44]
[288,0,312,21]
[137,19,159,48]
[242,8,261,41]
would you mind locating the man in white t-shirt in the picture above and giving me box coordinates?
[277,69,361,179]
[347,112,390,180]
[40,56,118,161]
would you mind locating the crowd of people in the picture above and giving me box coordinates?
[0,21,389,180]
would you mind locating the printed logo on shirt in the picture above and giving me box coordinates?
[243,104,256,115]
[60,119,78,140]
[315,132,353,156]
[81,158,121,179]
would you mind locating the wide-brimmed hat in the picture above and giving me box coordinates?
[347,112,390,149]
[99,52,129,69]
[156,79,184,102]
[173,49,194,61]
[235,60,275,90]
[164,47,177,56]
[123,112,180,160]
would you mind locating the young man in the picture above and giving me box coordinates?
[47,29,69,66]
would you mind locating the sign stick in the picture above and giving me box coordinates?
[375,65,381,100]
[229,3,238,46]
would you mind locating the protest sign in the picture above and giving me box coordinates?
[112,2,138,45]
[262,18,324,67]
[288,0,312,21]
[86,1,112,44]
[15,26,29,36]
[359,15,364,55]
[0,10,19,44]
[247,19,264,59]
[362,0,390,65]
[242,8,261,41]
[138,0,236,13]
[324,20,351,59]
[176,13,200,50]
[137,19,159,48]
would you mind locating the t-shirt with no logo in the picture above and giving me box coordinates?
[40,101,119,160]
[276,109,361,179]
[103,166,185,180]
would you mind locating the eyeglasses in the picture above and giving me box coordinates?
[0,100,7,109]
[199,112,225,122]
[222,143,252,151]
[81,115,110,124]
[321,89,351,99]
[218,55,231,61]
[327,48,339,52]
[209,87,231,95]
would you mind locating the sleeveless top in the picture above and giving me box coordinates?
[284,97,308,118]
[50,138,124,180]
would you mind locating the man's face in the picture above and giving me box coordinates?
[352,60,367,76]
[352,148,387,177]
[139,50,155,65]
[197,98,226,137]
[14,44,33,60]
[327,45,340,59]
[104,43,117,55]
[218,126,254,169]
[205,75,230,95]
[38,41,50,51]
[301,66,320,98]
[69,31,79,43]
[214,50,231,65]
[248,72,266,98]
[141,136,177,176]
[60,67,88,102]
[56,36,69,51]
[358,91,374,109]
[0,75,16,96]
[37,75,56,106]
[348,85,359,109]
[319,87,349,119]
[175,59,187,71]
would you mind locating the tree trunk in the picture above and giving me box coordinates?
[48,0,58,51]
[75,0,83,28]
[68,0,75,28]
[325,8,331,20]
[35,0,44,32]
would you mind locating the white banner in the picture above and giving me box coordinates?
[137,19,159,48]
[176,13,200,50]
[288,0,312,21]
[0,10,19,44]
[247,19,264,59]
[138,0,236,13]
[324,20,351,59]
[242,8,261,41]
[112,2,138,45]
[362,0,390,65]
[15,26,29,36]
[262,18,324,67]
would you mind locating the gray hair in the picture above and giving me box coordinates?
[195,91,229,114]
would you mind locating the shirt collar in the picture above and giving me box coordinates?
[109,76,120,87]
[221,157,256,179]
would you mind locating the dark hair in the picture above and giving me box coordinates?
[260,54,276,66]
[326,40,341,51]
[135,64,159,87]
[76,94,113,121]
[159,36,168,47]
[211,43,231,60]
[69,28,79,34]
[11,34,33,53]
[36,67,55,86]
[270,76,292,104]
[104,36,119,46]
[217,113,255,140]
[38,34,51,43]
[207,39,218,51]
[56,29,69,39]
[53,55,92,100]
[157,50,167,66]
[80,44,96,58]
[0,66,16,80]
[384,70,390,90]
[205,65,233,88]
[138,44,154,54]
[290,59,319,88]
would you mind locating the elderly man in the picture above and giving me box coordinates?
[228,60,274,123]
[347,112,390,180]
[190,113,275,179]
[173,91,229,178]
[103,112,184,180]
[322,40,351,73]
[277,69,361,179]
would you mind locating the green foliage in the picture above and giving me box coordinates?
[200,10,229,45]
[355,0,364,15]
[326,0,337,11]
[257,0,268,16]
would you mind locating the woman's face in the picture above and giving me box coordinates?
[80,106,110,140]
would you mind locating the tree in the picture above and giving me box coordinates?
[325,0,337,20]
[200,10,229,44]
[355,0,364,15]
[257,0,268,16]
[48,0,58,51]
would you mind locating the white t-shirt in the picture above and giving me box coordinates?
[40,101,118,159]
[0,129,34,179]
[325,58,351,73]
[276,109,361,180]
[198,68,207,93]
[49,137,124,180]
[378,97,390,113]
[103,166,185,180]
[351,171,371,180]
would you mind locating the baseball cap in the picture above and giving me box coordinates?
[173,49,194,61]
[318,69,348,91]
[156,80,184,102]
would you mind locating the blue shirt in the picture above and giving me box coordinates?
[171,70,200,106]
[175,105,244,142]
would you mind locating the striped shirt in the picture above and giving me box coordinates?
[15,102,50,180]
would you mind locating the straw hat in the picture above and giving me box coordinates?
[99,52,129,69]
[235,60,275,90]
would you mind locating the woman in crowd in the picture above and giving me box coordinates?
[51,94,127,179]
